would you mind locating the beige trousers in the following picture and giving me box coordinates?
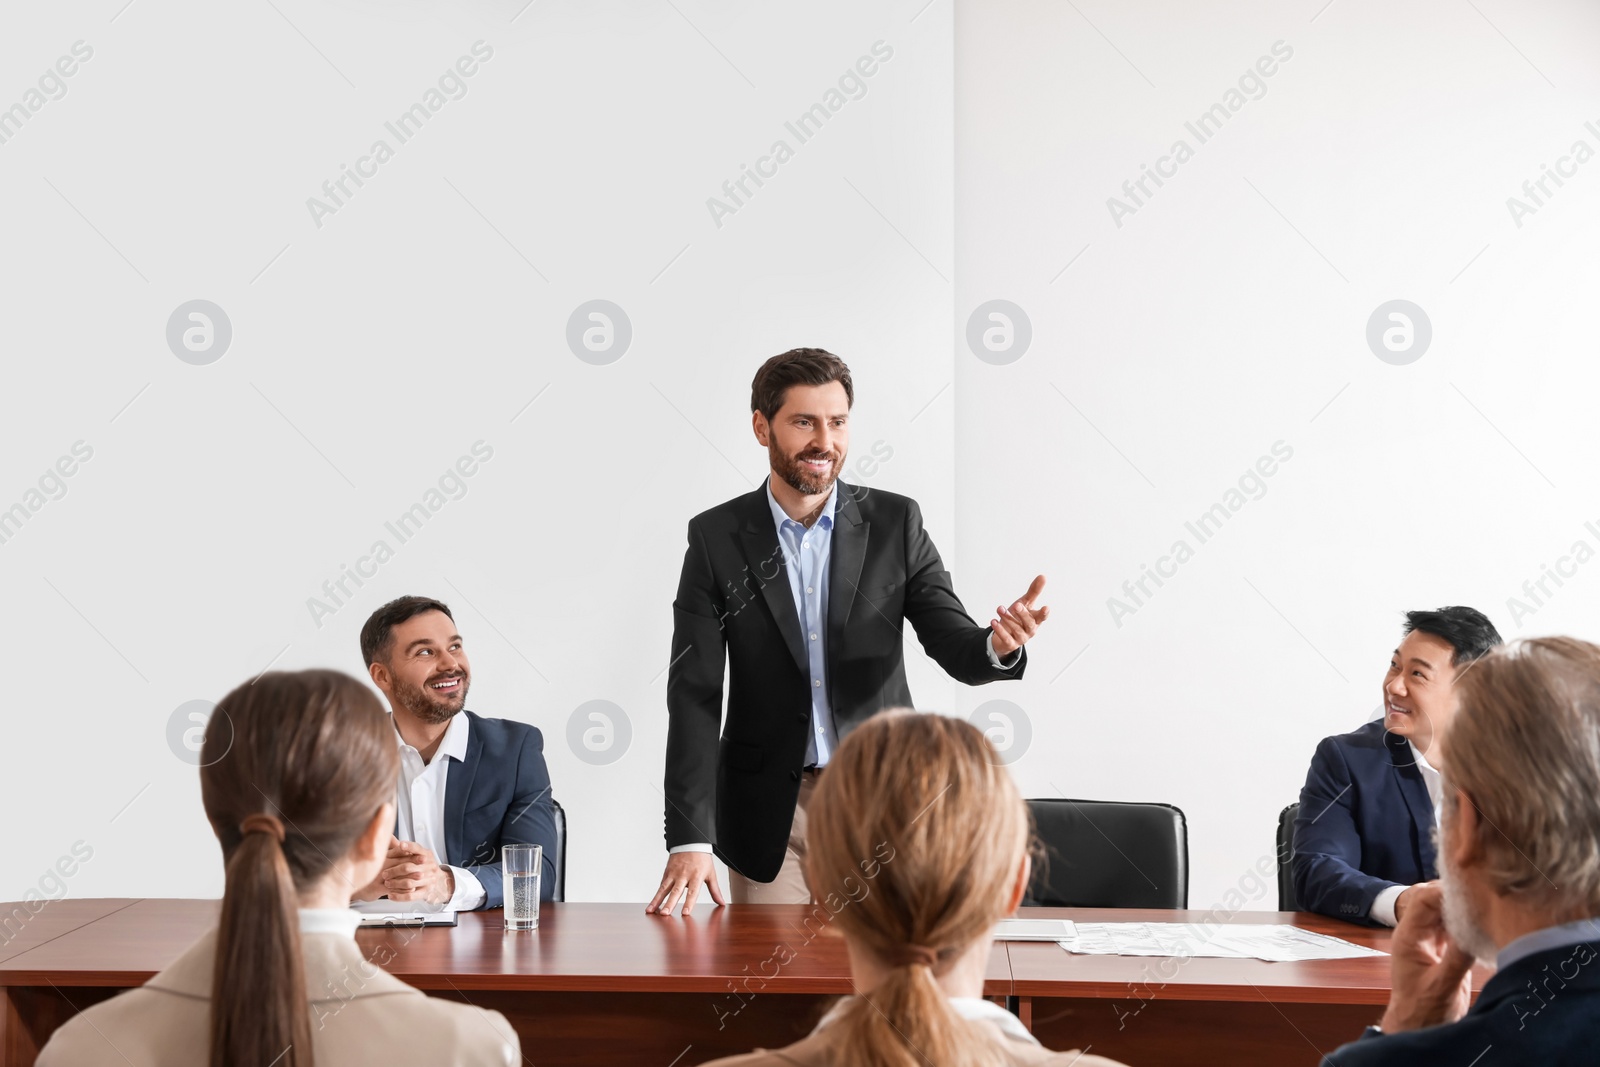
[728,768,820,904]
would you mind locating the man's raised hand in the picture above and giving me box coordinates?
[991,574,1050,660]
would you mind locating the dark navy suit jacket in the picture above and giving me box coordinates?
[1323,939,1600,1065]
[402,709,559,907]
[1292,720,1436,924]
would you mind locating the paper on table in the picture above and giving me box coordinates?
[994,918,1079,941]
[1057,922,1386,962]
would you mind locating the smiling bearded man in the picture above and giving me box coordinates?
[351,595,560,910]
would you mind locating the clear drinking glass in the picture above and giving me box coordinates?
[502,844,542,930]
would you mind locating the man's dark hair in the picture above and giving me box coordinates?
[1402,606,1503,667]
[360,595,453,667]
[750,348,853,423]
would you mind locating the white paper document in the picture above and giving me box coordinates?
[1057,922,1386,962]
[995,918,1079,941]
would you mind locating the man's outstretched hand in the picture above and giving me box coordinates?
[991,574,1050,660]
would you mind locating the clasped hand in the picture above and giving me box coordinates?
[351,836,455,906]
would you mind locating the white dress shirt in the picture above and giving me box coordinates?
[1368,739,1442,927]
[670,479,1020,856]
[393,712,486,910]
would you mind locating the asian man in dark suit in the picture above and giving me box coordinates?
[352,595,559,907]
[1294,606,1501,926]
[1323,636,1600,1066]
[647,348,1050,914]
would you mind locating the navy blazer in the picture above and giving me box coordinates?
[403,710,559,908]
[1322,939,1600,1065]
[1292,720,1436,924]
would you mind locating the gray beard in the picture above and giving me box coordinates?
[1440,851,1499,964]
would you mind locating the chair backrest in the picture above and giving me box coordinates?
[1276,802,1298,912]
[551,798,568,902]
[1025,798,1188,909]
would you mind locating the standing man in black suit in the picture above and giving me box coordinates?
[646,348,1049,914]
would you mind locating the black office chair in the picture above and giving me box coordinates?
[550,798,568,902]
[1024,798,1188,908]
[1276,802,1299,912]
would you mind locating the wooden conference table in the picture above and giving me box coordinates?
[0,899,1479,1066]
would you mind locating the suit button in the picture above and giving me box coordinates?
[790,770,800,782]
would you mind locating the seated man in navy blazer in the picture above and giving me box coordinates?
[1293,606,1501,926]
[1323,635,1600,1066]
[352,595,558,908]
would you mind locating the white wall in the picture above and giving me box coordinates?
[0,0,954,904]
[3,0,1598,912]
[954,0,1600,913]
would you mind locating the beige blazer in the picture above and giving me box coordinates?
[36,927,518,1067]
[702,999,1127,1067]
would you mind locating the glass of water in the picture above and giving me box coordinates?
[502,844,542,930]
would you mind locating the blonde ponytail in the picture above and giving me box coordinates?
[832,964,1003,1067]
[805,710,1029,1067]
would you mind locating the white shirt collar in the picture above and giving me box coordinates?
[392,709,471,764]
[1405,739,1443,824]
[765,475,839,532]
[814,992,1037,1046]
[298,908,362,938]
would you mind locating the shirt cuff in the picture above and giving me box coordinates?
[445,864,488,911]
[1369,884,1405,927]
[669,843,714,854]
[986,632,1021,669]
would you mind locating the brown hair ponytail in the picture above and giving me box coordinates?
[805,710,1031,1067]
[200,670,399,1067]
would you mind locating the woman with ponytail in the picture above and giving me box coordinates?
[706,710,1128,1067]
[39,669,518,1066]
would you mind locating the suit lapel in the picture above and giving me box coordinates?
[740,485,808,678]
[1386,729,1438,877]
[827,482,868,671]
[443,711,481,867]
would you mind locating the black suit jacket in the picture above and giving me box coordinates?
[664,478,1025,881]
[1323,938,1600,1065]
[396,709,559,907]
[1292,721,1437,924]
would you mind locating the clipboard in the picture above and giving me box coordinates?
[356,910,458,928]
